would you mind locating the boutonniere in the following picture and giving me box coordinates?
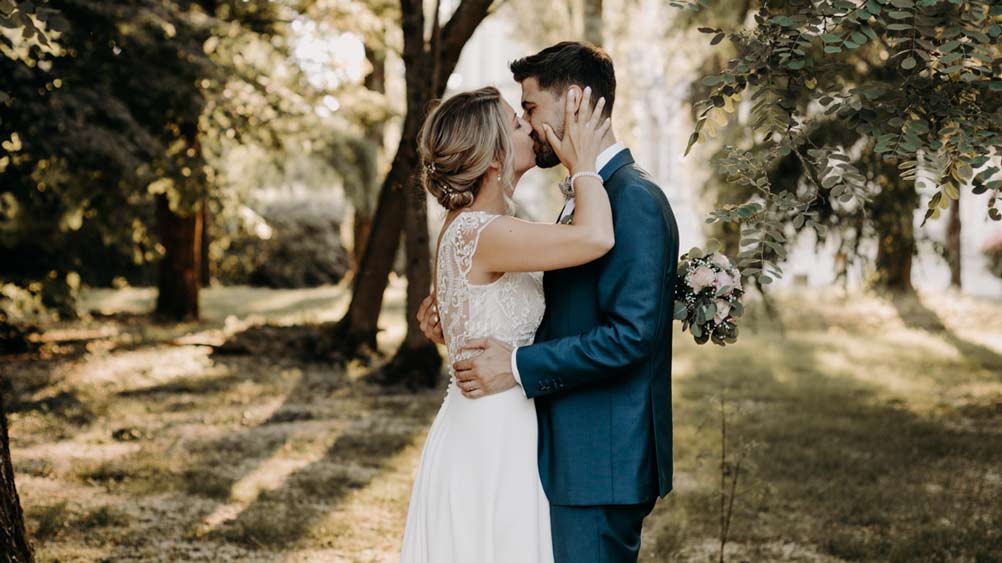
[558,176,574,201]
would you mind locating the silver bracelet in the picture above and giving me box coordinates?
[570,171,602,187]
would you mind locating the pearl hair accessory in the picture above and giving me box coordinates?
[426,161,457,196]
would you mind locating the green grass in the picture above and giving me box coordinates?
[8,284,1002,562]
[639,289,1002,562]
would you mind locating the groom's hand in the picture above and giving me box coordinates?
[454,338,516,399]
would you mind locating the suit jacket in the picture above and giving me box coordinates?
[516,149,680,506]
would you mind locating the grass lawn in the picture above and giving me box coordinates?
[5,281,1001,562]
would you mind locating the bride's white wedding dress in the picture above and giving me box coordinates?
[400,210,553,563]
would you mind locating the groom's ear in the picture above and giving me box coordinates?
[565,84,584,115]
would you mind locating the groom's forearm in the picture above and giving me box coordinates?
[515,310,660,398]
[516,185,672,398]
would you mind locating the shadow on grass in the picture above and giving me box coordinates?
[79,350,443,559]
[213,321,361,364]
[646,328,1002,563]
[115,372,246,399]
[200,359,441,551]
[7,390,96,426]
[889,293,1002,374]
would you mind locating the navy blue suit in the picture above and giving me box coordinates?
[515,149,679,562]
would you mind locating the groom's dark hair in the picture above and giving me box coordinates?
[510,41,616,118]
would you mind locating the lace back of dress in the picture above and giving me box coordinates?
[435,211,499,374]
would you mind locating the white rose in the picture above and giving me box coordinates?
[710,253,731,269]
[688,265,716,293]
[714,299,732,323]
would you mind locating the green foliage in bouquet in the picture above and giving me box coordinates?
[674,243,744,346]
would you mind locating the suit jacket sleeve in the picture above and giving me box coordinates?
[515,183,673,398]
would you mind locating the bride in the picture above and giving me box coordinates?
[399,84,612,562]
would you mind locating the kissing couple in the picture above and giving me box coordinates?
[400,41,681,563]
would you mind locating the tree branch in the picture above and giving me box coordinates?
[399,0,425,70]
[439,0,494,83]
[430,0,443,93]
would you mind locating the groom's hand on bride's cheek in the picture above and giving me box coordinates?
[453,338,516,399]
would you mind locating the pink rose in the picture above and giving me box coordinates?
[688,265,716,293]
[713,270,734,292]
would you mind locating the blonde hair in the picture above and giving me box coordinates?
[418,86,515,211]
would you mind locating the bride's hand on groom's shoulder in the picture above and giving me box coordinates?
[417,294,445,345]
[543,85,611,175]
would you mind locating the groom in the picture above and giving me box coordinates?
[419,41,680,563]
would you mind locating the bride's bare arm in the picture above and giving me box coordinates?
[477,87,614,273]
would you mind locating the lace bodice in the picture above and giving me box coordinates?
[435,211,545,380]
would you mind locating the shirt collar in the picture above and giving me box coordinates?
[595,142,627,173]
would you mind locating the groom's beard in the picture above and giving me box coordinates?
[531,130,561,169]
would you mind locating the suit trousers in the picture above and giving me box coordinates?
[549,499,657,563]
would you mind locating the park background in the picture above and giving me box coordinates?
[2,0,1001,562]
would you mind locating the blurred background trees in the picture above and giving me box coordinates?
[3,0,1001,375]
[677,0,1001,293]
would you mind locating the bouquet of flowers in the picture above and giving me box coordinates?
[673,246,744,346]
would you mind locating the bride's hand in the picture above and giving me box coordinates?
[542,86,611,176]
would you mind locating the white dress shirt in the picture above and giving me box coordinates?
[510,142,628,395]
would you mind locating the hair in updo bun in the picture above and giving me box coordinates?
[418,86,515,211]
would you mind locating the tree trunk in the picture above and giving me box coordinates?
[200,199,211,288]
[583,0,603,46]
[327,0,493,369]
[330,98,428,352]
[334,167,408,353]
[155,194,202,321]
[872,164,917,293]
[946,195,962,288]
[401,194,436,350]
[875,230,914,292]
[0,378,34,563]
[351,211,373,271]
[351,45,385,272]
[379,179,442,387]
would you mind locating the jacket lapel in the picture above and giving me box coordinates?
[599,148,634,182]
